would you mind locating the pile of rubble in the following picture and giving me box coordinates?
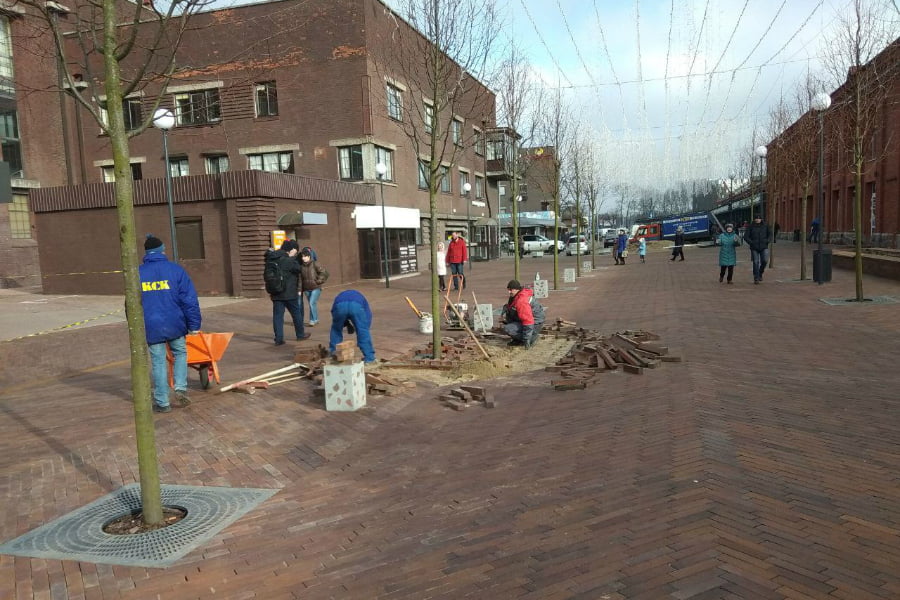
[381,335,491,369]
[437,385,496,411]
[545,319,681,390]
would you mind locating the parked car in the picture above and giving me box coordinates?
[603,231,619,247]
[565,235,589,256]
[519,234,565,254]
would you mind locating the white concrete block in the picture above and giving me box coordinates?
[324,361,366,411]
[564,268,576,283]
[582,261,592,272]
[473,303,493,331]
[533,279,549,299]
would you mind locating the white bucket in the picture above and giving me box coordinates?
[418,313,433,334]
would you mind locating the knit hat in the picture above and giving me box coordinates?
[506,279,522,290]
[281,239,299,252]
[144,234,164,252]
[301,247,312,257]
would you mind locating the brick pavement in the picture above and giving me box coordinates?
[2,242,900,599]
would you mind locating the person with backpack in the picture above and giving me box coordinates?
[264,239,309,345]
[299,247,328,326]
[139,234,201,413]
[499,279,545,348]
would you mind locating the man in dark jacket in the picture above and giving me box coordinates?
[500,280,545,348]
[670,227,685,261]
[139,234,202,413]
[266,239,309,345]
[329,290,375,363]
[744,215,772,284]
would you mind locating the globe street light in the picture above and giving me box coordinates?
[375,162,390,288]
[811,92,832,284]
[755,144,770,261]
[727,172,736,226]
[463,181,472,271]
[751,145,768,222]
[152,108,178,261]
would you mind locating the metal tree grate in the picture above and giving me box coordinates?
[819,295,899,306]
[0,484,277,568]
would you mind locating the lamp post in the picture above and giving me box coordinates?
[152,108,178,261]
[812,92,831,284]
[463,181,472,271]
[375,162,390,288]
[728,172,736,226]
[755,144,770,262]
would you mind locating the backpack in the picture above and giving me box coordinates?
[263,253,285,295]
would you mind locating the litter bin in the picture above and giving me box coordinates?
[793,228,801,242]
[813,248,832,283]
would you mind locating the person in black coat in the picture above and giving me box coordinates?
[670,227,685,261]
[743,215,772,284]
[266,239,309,345]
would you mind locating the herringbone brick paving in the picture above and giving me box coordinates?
[1,242,900,599]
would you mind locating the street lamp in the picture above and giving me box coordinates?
[375,162,390,288]
[811,91,832,284]
[463,181,472,271]
[728,172,736,226]
[751,145,767,221]
[755,144,770,260]
[152,108,178,261]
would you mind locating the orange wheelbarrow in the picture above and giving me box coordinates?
[167,331,234,390]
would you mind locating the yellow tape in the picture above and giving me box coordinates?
[2,307,125,343]
[2,270,124,279]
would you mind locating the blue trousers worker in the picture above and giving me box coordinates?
[329,290,375,362]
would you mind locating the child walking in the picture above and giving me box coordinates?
[638,238,646,263]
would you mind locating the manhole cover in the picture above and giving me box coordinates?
[0,484,277,568]
[819,295,898,305]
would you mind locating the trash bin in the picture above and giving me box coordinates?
[793,229,801,242]
[813,248,832,282]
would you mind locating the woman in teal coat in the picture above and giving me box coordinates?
[718,223,740,284]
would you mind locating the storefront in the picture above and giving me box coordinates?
[355,205,420,279]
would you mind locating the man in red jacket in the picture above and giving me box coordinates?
[445,230,468,290]
[500,279,545,347]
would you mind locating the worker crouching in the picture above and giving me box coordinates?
[500,279,545,348]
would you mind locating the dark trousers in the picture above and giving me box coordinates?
[719,265,734,282]
[273,297,305,343]
[449,262,465,289]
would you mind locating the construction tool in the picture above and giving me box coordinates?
[219,363,307,393]
[405,296,424,318]
[446,301,491,360]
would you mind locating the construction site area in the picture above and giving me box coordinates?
[2,242,900,599]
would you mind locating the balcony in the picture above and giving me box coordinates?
[485,127,520,179]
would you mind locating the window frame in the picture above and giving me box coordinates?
[204,155,229,175]
[248,151,294,174]
[254,81,278,117]
[8,193,30,239]
[458,170,469,196]
[439,165,451,194]
[451,118,463,146]
[417,160,428,190]
[474,127,485,156]
[386,83,403,121]
[424,101,435,135]
[375,146,394,181]
[475,175,485,199]
[338,145,364,181]
[169,157,189,177]
[174,88,221,126]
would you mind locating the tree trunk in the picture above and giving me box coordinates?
[854,160,864,301]
[800,189,808,281]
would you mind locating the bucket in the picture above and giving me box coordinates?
[418,313,433,334]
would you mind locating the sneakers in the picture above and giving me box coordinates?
[308,321,318,327]
[152,404,172,413]
[175,391,191,407]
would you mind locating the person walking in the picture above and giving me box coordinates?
[717,223,740,284]
[435,242,448,292]
[808,218,820,243]
[744,215,772,284]
[446,230,468,290]
[614,229,628,265]
[329,290,375,363]
[299,247,328,327]
[638,237,647,263]
[670,227,685,261]
[265,239,309,345]
[139,234,202,413]
[500,280,545,348]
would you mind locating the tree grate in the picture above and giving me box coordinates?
[0,483,278,568]
[819,295,898,306]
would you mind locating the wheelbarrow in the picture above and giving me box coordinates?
[167,331,234,390]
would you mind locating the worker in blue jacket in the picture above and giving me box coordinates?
[329,290,375,363]
[139,234,202,413]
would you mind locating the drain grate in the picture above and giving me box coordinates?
[0,484,277,568]
[819,295,899,306]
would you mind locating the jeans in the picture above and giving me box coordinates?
[148,336,186,408]
[449,262,465,289]
[273,297,305,343]
[750,248,769,281]
[304,288,322,323]
[330,301,375,361]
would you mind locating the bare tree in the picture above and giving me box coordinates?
[763,95,795,269]
[819,0,899,300]
[16,0,212,525]
[370,0,498,359]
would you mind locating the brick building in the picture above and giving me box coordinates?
[766,39,900,246]
[0,0,504,294]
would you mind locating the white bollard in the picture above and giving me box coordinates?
[564,268,576,283]
[582,261,592,272]
[324,360,366,411]
[533,279,549,299]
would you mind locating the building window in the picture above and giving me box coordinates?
[418,160,428,189]
[487,138,505,161]
[475,175,484,199]
[174,89,220,126]
[474,127,485,156]
[101,163,143,182]
[9,193,30,239]
[0,17,14,94]
[451,118,462,145]
[386,83,403,121]
[439,165,450,193]
[458,170,469,196]
[169,157,189,177]
[424,101,435,134]
[175,217,205,260]
[375,146,393,181]
[248,151,293,173]
[255,81,278,117]
[205,155,229,174]
[338,145,363,180]
[99,98,142,130]
[0,110,21,176]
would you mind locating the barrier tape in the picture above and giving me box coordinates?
[3,270,124,280]
[2,307,125,343]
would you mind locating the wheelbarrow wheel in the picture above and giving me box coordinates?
[199,365,211,390]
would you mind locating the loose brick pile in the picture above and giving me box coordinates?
[545,319,682,390]
[437,385,496,411]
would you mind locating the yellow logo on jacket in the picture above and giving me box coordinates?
[142,280,170,291]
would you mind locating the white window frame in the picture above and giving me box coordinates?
[439,165,451,194]
[174,88,221,126]
[205,155,229,174]
[338,145,364,181]
[169,157,189,177]
[458,169,469,196]
[424,100,435,135]
[451,118,463,146]
[254,81,278,117]
[386,82,403,121]
[475,174,485,199]
[417,160,428,189]
[375,146,394,181]
[248,151,293,173]
[473,126,485,156]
